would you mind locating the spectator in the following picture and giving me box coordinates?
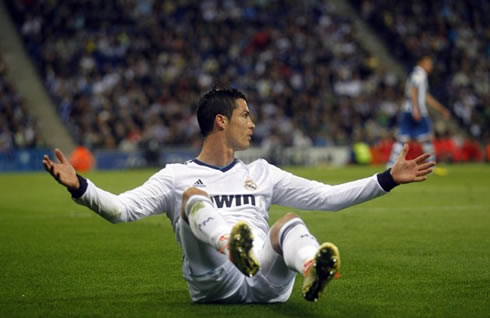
[6,0,404,151]
[352,0,489,143]
[0,54,45,150]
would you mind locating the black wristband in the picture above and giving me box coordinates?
[377,168,399,192]
[67,174,88,199]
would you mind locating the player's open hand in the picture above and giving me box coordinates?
[391,144,435,184]
[43,148,80,190]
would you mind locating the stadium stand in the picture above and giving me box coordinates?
[351,0,489,145]
[0,53,45,150]
[6,0,403,151]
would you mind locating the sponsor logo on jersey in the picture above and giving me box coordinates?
[193,179,206,188]
[211,194,256,208]
[244,178,257,191]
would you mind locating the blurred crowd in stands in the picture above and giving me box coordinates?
[7,0,403,151]
[3,0,489,163]
[352,0,489,143]
[0,54,45,150]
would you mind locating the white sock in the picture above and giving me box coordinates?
[185,195,230,251]
[279,218,319,275]
[387,141,404,168]
[422,141,435,163]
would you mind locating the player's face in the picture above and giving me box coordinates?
[225,98,255,151]
[421,58,434,73]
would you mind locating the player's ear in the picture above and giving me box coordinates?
[215,114,228,131]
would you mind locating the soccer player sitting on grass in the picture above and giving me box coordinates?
[43,88,434,303]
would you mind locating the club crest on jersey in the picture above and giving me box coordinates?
[244,178,257,191]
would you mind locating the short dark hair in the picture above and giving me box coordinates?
[416,54,433,64]
[197,88,247,137]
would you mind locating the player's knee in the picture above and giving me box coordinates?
[180,187,210,220]
[269,212,301,254]
[280,212,299,221]
[273,213,300,229]
[182,187,209,202]
[417,136,432,143]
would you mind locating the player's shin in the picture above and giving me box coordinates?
[184,195,259,276]
[279,218,340,301]
[279,218,319,273]
[422,141,435,163]
[387,141,404,168]
[184,195,230,251]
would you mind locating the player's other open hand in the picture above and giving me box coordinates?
[43,148,80,190]
[391,144,435,184]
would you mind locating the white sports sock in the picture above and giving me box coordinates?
[279,218,319,274]
[184,195,230,251]
[387,141,404,168]
[422,141,435,163]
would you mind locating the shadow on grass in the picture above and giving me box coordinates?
[2,289,375,318]
[191,298,376,318]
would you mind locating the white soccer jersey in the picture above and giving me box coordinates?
[403,65,429,116]
[73,158,392,242]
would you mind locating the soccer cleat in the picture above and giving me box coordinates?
[229,221,260,277]
[302,242,340,302]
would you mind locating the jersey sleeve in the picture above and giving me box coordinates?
[268,163,391,211]
[72,167,175,223]
[411,68,425,88]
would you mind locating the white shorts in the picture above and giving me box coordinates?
[176,219,296,303]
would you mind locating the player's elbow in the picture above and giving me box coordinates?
[98,207,125,223]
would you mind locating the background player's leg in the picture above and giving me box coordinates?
[421,137,448,175]
[388,112,411,168]
[387,141,404,168]
[422,139,435,163]
[418,118,435,163]
[418,117,447,175]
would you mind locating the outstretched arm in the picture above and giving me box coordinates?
[426,93,450,119]
[43,148,172,223]
[271,144,435,211]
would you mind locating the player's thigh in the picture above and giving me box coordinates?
[249,234,296,302]
[177,218,228,275]
[178,218,250,302]
[398,112,415,139]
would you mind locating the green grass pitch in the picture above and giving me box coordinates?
[1,164,489,317]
